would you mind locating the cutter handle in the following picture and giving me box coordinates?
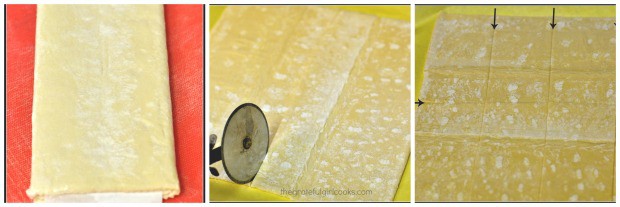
[209,134,222,164]
[209,134,222,176]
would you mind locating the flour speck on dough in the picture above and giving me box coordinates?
[495,156,503,168]
[475,47,486,60]
[389,43,400,50]
[561,39,572,47]
[439,117,449,126]
[509,95,519,103]
[554,81,564,91]
[280,162,292,169]
[516,54,527,65]
[573,153,581,162]
[301,112,312,118]
[348,126,362,133]
[569,195,578,201]
[507,83,518,92]
[274,72,288,80]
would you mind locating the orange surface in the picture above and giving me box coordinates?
[6,4,204,203]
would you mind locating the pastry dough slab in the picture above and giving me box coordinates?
[415,135,479,201]
[416,13,615,201]
[293,18,411,201]
[425,14,492,72]
[210,6,410,201]
[28,5,179,201]
[540,140,615,201]
[470,137,546,201]
[211,5,376,186]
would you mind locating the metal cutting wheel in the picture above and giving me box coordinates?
[217,103,269,184]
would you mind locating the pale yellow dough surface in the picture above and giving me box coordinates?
[28,5,179,201]
[416,13,615,201]
[294,18,411,201]
[210,6,410,201]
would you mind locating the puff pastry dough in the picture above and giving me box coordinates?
[210,6,410,201]
[28,5,179,201]
[416,13,615,201]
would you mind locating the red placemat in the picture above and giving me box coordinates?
[5,4,204,203]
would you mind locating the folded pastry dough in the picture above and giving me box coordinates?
[27,5,179,201]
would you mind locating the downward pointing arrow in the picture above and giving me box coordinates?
[550,8,557,29]
[491,8,498,29]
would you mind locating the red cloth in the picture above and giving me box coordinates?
[6,4,204,203]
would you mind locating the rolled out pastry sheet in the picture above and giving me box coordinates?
[210,6,411,201]
[416,13,615,201]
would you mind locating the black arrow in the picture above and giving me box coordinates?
[491,8,498,29]
[415,99,425,107]
[550,8,557,29]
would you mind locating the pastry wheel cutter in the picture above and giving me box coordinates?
[209,103,269,184]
